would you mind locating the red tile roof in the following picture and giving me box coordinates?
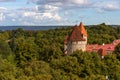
[86,43,116,57]
[64,22,87,42]
[67,25,85,42]
[113,39,120,45]
[86,44,98,52]
[87,44,115,52]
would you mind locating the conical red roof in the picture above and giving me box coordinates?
[79,22,87,36]
[68,25,85,41]
[64,22,87,43]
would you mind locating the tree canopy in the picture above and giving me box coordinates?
[0,24,120,79]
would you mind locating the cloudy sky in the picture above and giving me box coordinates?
[0,0,120,26]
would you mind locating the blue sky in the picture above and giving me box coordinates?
[0,0,120,26]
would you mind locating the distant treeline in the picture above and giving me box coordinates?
[0,23,120,31]
[0,23,120,80]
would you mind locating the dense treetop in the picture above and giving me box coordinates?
[0,23,120,80]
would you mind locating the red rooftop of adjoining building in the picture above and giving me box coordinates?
[113,39,120,45]
[86,41,119,57]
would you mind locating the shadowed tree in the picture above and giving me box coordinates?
[114,43,120,60]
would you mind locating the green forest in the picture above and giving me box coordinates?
[0,23,120,80]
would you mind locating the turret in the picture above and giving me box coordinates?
[64,22,87,54]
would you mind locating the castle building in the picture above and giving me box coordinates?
[64,22,87,54]
[64,22,120,57]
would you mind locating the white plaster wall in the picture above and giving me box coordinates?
[71,41,86,53]
[65,36,87,54]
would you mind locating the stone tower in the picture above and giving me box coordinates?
[64,22,87,54]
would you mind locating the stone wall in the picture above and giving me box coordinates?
[66,41,87,54]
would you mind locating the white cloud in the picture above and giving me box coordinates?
[68,0,88,5]
[36,4,59,13]
[2,6,61,25]
[25,0,89,25]
[11,18,15,22]
[64,11,68,15]
[1,0,120,25]
[28,0,120,12]
[0,7,7,13]
[42,13,52,19]
[52,13,61,21]
[34,0,89,5]
[0,13,5,21]
[93,1,120,11]
[23,11,36,17]
[29,0,90,8]
[103,3,120,11]
[7,13,16,17]
[0,7,7,10]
